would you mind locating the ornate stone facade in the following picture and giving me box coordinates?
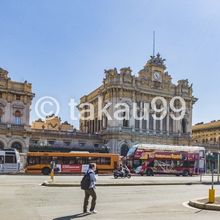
[32,115,74,131]
[0,67,104,153]
[0,68,35,152]
[192,121,220,152]
[30,116,103,149]
[79,54,197,155]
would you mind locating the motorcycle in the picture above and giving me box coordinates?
[113,169,131,179]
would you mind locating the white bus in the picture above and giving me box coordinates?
[0,149,21,174]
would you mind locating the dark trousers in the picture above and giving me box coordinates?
[83,188,97,212]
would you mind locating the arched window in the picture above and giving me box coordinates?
[14,110,22,125]
[0,108,3,123]
[182,119,187,134]
[149,114,153,130]
[11,142,22,153]
[169,116,173,133]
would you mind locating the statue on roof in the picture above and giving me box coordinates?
[146,53,166,69]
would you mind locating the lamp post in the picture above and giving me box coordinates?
[217,141,220,183]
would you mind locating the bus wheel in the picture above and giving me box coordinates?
[183,170,189,177]
[146,169,154,176]
[42,167,51,175]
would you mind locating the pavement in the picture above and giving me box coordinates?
[41,174,220,187]
[189,197,220,211]
[1,175,220,220]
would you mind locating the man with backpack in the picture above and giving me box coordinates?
[81,163,97,214]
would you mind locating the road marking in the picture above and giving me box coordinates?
[182,201,199,210]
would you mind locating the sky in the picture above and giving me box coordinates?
[0,0,220,128]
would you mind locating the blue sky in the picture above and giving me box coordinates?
[0,0,220,128]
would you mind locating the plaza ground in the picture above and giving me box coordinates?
[0,175,220,220]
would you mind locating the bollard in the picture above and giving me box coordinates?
[50,169,54,182]
[209,189,215,203]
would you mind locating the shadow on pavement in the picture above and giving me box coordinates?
[53,213,91,220]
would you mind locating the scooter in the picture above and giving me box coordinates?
[113,170,131,179]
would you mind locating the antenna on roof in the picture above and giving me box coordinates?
[153,31,156,56]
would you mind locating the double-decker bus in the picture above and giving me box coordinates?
[126,144,205,176]
[0,149,21,174]
[26,151,120,175]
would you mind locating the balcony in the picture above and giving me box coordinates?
[0,123,26,131]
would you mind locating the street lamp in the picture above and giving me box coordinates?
[217,140,220,183]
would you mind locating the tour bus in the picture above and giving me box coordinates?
[126,144,205,176]
[26,151,120,175]
[0,149,21,174]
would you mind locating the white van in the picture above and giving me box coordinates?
[0,149,21,174]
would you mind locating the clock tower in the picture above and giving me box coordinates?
[139,53,166,82]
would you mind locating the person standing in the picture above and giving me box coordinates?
[83,163,97,214]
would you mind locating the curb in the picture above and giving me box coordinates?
[189,198,220,211]
[41,181,214,187]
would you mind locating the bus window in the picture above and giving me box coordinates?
[28,156,40,165]
[81,157,88,164]
[41,156,52,164]
[100,157,111,165]
[88,157,100,164]
[62,157,70,165]
[76,157,83,164]
[5,155,16,163]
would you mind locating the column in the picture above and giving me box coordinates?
[153,117,156,134]
[166,109,170,135]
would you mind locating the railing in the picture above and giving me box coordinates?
[102,126,191,138]
[0,123,26,130]
[31,129,102,140]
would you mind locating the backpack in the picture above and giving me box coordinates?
[80,172,91,190]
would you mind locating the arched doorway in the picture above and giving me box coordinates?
[0,141,4,150]
[120,144,129,157]
[11,142,22,153]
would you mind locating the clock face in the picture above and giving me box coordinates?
[153,71,162,82]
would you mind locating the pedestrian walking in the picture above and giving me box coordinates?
[81,163,98,214]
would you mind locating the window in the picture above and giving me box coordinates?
[48,141,55,146]
[0,108,3,123]
[28,156,40,165]
[5,154,16,163]
[122,112,129,127]
[0,156,4,164]
[40,156,52,164]
[14,110,22,125]
[64,141,71,146]
[100,157,111,165]
[16,95,21,101]
[149,114,153,130]
[11,142,22,153]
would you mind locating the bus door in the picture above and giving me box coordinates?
[4,152,18,173]
[0,155,4,173]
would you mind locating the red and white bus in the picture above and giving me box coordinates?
[126,144,205,176]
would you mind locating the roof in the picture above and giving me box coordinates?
[132,143,205,153]
[193,120,220,131]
